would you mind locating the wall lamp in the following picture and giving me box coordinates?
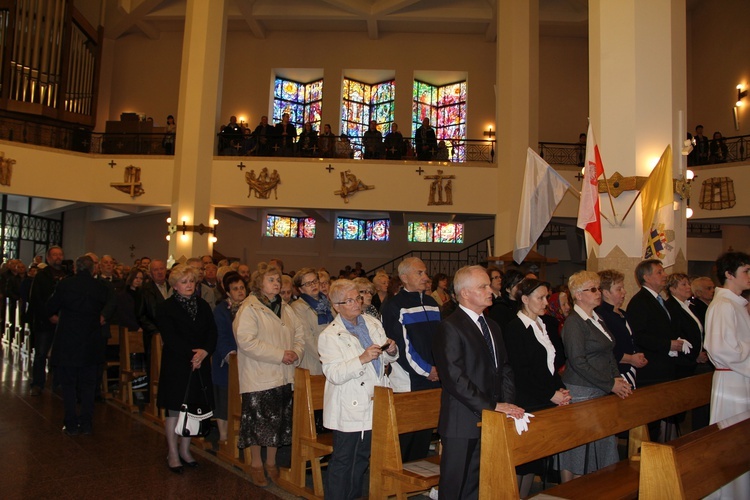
[166,217,219,243]
[676,170,696,219]
[737,84,748,107]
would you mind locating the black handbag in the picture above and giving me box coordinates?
[174,369,213,437]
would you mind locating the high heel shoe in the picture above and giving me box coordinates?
[167,456,184,474]
[179,456,199,468]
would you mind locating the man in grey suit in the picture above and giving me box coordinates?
[433,265,524,500]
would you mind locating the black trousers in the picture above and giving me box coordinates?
[31,330,55,389]
[439,436,481,500]
[326,430,372,500]
[56,364,98,431]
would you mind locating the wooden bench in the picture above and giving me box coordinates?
[216,353,253,471]
[100,324,120,399]
[276,367,332,500]
[112,328,147,412]
[369,386,442,500]
[640,409,750,499]
[479,372,713,499]
[142,333,165,425]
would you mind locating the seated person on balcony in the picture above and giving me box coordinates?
[275,113,297,157]
[363,120,383,159]
[336,134,353,159]
[435,140,449,161]
[252,116,274,156]
[241,127,256,155]
[299,122,318,157]
[693,125,709,165]
[220,115,243,155]
[318,124,336,158]
[415,117,437,161]
[384,123,404,160]
[709,131,728,163]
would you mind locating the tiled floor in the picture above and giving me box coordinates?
[0,344,293,500]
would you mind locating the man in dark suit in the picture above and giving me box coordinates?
[627,259,684,441]
[433,265,524,500]
[46,255,108,435]
[627,259,683,387]
[137,259,170,385]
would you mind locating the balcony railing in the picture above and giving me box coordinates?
[540,135,749,166]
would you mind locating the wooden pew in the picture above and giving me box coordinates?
[100,324,121,399]
[479,372,713,500]
[216,353,253,471]
[640,410,750,499]
[112,328,147,412]
[369,386,442,500]
[276,367,332,500]
[142,333,165,425]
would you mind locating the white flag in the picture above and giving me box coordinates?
[514,148,571,264]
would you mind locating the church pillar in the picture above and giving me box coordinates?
[493,0,539,257]
[587,0,688,295]
[167,0,227,261]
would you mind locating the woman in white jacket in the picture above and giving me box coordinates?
[233,263,305,487]
[319,279,399,500]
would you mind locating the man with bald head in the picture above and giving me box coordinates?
[689,276,715,327]
[433,265,522,499]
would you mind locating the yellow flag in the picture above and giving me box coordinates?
[640,145,676,267]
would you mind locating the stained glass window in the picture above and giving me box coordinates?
[265,215,316,238]
[342,78,395,159]
[273,77,323,135]
[407,222,464,244]
[335,217,390,241]
[412,80,467,161]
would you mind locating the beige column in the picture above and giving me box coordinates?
[167,0,227,261]
[587,0,688,295]
[493,0,539,257]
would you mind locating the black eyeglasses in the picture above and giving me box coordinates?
[582,286,602,293]
[300,278,320,288]
[335,296,364,306]
[358,290,374,295]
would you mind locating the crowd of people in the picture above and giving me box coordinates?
[5,247,749,499]
[217,114,451,161]
[687,124,731,165]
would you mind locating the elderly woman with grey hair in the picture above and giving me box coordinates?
[558,270,632,482]
[319,279,398,500]
[157,264,217,473]
[234,263,305,486]
[291,267,334,376]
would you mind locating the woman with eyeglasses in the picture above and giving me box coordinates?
[291,267,334,376]
[234,263,305,486]
[318,279,398,500]
[353,277,380,320]
[557,271,632,482]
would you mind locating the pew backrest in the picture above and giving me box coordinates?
[480,372,713,499]
[640,409,750,499]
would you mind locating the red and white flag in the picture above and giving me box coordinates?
[577,122,604,244]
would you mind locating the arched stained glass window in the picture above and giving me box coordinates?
[412,80,467,161]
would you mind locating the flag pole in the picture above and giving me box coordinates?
[568,187,613,224]
[599,171,619,225]
[620,189,642,225]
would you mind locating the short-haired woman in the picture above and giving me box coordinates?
[558,271,632,482]
[157,264,217,473]
[234,263,305,486]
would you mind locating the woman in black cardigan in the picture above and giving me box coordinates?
[503,278,570,497]
[157,264,217,474]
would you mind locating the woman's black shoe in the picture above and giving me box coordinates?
[168,464,184,474]
[179,457,199,468]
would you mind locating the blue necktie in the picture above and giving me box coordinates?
[478,316,496,367]
[657,294,670,319]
